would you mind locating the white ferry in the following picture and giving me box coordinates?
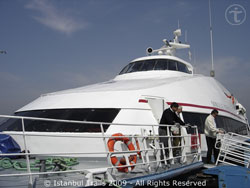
[0,29,249,157]
[0,28,249,188]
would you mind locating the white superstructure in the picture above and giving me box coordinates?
[0,29,249,156]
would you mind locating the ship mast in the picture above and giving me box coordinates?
[209,0,215,77]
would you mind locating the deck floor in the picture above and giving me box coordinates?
[0,155,202,188]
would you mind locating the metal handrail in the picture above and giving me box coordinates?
[0,132,197,138]
[0,114,197,128]
[0,114,201,184]
[216,132,250,168]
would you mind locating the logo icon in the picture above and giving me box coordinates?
[44,180,51,187]
[225,4,246,25]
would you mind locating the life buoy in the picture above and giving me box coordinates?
[107,133,137,173]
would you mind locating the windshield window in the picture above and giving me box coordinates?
[168,60,177,71]
[154,59,168,70]
[141,60,156,71]
[119,63,132,75]
[127,61,144,73]
[177,61,189,73]
[119,59,190,75]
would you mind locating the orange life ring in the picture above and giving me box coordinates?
[107,133,137,173]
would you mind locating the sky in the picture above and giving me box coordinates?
[0,0,249,120]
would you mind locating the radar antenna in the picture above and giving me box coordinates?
[146,29,190,56]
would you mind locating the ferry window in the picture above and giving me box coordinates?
[0,109,120,133]
[183,112,248,135]
[125,63,135,73]
[200,114,208,130]
[0,118,22,131]
[168,60,177,71]
[154,59,168,70]
[231,119,248,135]
[141,60,156,71]
[119,63,133,75]
[182,112,204,133]
[127,61,144,73]
[215,116,226,131]
[177,62,189,73]
[222,118,232,132]
[119,59,191,74]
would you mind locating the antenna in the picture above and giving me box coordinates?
[178,20,180,29]
[193,49,196,74]
[185,30,192,61]
[209,0,215,77]
[185,30,187,43]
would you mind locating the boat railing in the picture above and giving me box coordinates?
[215,132,250,168]
[0,114,201,186]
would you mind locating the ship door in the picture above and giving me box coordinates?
[145,97,167,123]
